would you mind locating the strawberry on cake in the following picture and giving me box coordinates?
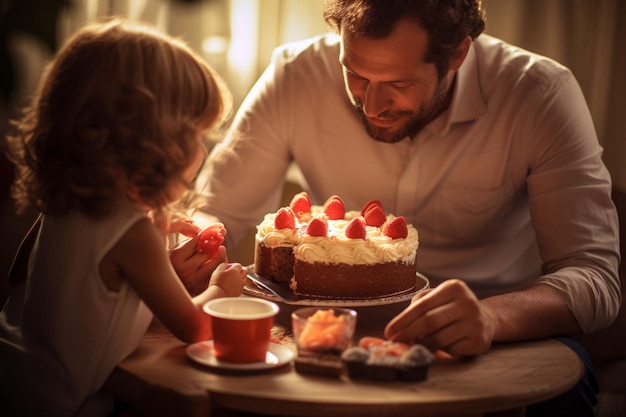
[254,192,419,299]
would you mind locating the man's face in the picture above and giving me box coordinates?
[340,20,453,143]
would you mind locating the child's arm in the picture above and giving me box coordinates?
[102,218,244,343]
[191,262,247,307]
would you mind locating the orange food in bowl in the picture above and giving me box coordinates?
[298,309,350,350]
[292,308,357,353]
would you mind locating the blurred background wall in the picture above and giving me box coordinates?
[1,0,625,283]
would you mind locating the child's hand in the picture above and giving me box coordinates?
[209,263,247,297]
[150,211,200,246]
[171,244,227,296]
[170,216,200,238]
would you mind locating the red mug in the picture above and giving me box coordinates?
[203,298,280,363]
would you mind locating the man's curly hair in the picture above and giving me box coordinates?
[323,0,486,78]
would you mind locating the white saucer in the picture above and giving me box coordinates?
[186,340,294,371]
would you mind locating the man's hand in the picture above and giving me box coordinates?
[384,279,496,357]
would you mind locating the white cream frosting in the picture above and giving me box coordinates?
[255,208,419,265]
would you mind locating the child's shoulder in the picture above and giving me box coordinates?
[45,206,148,245]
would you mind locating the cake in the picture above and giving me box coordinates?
[341,337,434,382]
[254,192,419,298]
[340,346,370,379]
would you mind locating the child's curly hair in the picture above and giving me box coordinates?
[6,18,231,219]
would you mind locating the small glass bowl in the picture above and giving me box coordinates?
[291,307,357,355]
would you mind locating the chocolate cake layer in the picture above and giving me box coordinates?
[291,260,417,299]
[254,245,294,284]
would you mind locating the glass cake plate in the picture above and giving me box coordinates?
[243,264,429,307]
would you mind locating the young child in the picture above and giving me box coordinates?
[0,19,247,416]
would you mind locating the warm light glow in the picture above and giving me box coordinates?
[227,0,260,101]
[202,35,229,55]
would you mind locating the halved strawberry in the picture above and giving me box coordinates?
[384,342,410,357]
[306,216,328,237]
[360,199,383,216]
[363,204,386,227]
[290,192,312,222]
[345,216,366,239]
[274,207,296,230]
[323,195,345,220]
[383,216,408,239]
[196,223,227,258]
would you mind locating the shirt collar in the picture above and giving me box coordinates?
[424,40,487,136]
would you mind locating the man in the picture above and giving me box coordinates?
[175,1,619,414]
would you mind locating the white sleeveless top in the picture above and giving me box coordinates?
[0,205,153,416]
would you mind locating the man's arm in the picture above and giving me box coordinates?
[385,279,581,357]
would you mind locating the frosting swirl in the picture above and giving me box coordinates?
[255,208,419,265]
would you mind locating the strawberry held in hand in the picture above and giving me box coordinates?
[196,223,227,258]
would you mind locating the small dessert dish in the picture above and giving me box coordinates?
[293,354,344,378]
[292,308,357,355]
[341,337,434,382]
[291,307,357,378]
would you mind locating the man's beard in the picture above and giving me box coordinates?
[353,76,451,143]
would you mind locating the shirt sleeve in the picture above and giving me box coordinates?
[524,66,620,333]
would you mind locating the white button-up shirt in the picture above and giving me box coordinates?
[196,33,620,333]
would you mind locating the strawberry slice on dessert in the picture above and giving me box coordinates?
[358,336,386,348]
[358,336,409,356]
[196,223,227,258]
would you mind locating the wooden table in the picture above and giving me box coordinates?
[104,300,584,417]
